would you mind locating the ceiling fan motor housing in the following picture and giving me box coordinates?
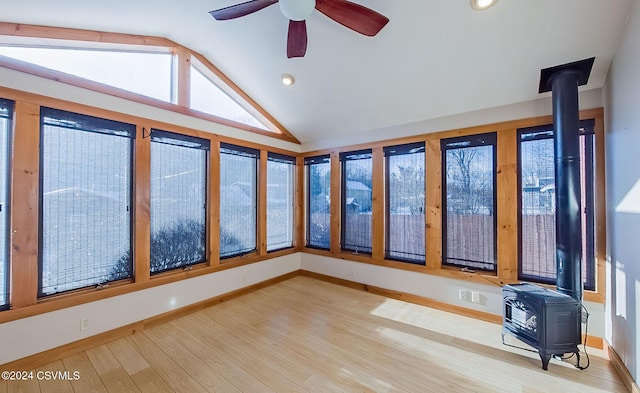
[280,0,315,20]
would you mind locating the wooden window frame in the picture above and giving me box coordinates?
[301,109,606,304]
[149,129,211,275]
[339,149,374,255]
[516,120,597,291]
[383,142,427,265]
[0,85,301,324]
[0,22,299,144]
[304,155,332,251]
[441,132,498,273]
[0,98,13,311]
[38,107,136,297]
[266,152,296,253]
[219,143,260,260]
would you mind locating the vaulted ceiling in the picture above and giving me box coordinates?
[0,0,633,145]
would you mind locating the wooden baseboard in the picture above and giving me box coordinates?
[608,344,640,393]
[299,269,605,349]
[584,334,604,350]
[0,270,299,371]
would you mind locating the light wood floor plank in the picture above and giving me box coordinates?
[62,352,108,393]
[85,346,122,376]
[162,317,280,393]
[104,339,150,377]
[140,321,247,391]
[261,282,531,391]
[105,339,174,393]
[301,375,348,393]
[36,361,73,393]
[125,334,208,393]
[2,276,628,393]
[142,326,243,393]
[182,310,339,392]
[126,368,174,393]
[193,306,378,392]
[205,302,441,393]
[6,371,39,393]
[169,315,358,391]
[213,285,491,392]
[86,345,141,393]
[96,369,141,393]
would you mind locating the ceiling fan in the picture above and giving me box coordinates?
[209,0,389,58]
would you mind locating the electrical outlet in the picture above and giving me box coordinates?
[459,289,470,302]
[80,317,89,331]
[471,292,481,304]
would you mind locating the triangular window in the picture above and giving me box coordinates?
[0,44,173,102]
[189,58,268,130]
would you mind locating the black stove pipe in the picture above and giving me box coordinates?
[539,58,594,302]
[551,71,583,302]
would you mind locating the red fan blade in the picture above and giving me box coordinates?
[315,0,389,36]
[287,20,307,58]
[209,0,278,20]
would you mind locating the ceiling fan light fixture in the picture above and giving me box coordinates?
[471,0,497,11]
[279,0,315,21]
[281,73,295,86]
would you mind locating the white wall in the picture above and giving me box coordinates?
[302,88,604,152]
[0,253,301,365]
[604,0,640,382]
[300,254,606,339]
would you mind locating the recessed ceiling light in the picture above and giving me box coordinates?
[281,73,295,86]
[471,0,497,11]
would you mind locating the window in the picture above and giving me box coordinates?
[220,143,258,258]
[39,108,134,296]
[385,142,426,264]
[190,59,268,130]
[267,153,295,251]
[518,120,596,290]
[0,98,13,310]
[341,150,373,254]
[0,24,294,141]
[0,44,173,102]
[305,155,331,250]
[150,130,209,274]
[442,133,497,271]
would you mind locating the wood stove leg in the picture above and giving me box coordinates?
[540,352,551,370]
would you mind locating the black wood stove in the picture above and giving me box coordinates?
[502,283,581,370]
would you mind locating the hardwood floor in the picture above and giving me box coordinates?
[1,276,627,392]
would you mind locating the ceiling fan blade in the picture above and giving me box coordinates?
[287,20,307,58]
[315,0,389,36]
[209,0,278,20]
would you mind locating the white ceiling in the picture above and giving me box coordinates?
[0,0,633,144]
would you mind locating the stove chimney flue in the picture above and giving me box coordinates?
[538,57,595,302]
